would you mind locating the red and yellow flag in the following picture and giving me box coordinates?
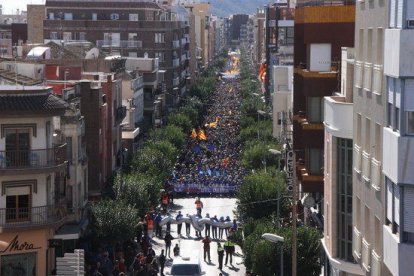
[190,129,197,139]
[198,129,207,140]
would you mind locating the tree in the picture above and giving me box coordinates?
[167,112,193,134]
[242,141,281,170]
[237,170,285,220]
[90,200,138,242]
[147,125,186,149]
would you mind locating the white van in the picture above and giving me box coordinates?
[167,255,206,276]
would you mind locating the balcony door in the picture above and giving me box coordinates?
[5,186,31,222]
[5,128,30,167]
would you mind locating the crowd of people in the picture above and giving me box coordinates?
[166,66,246,196]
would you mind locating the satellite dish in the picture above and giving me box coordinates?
[303,196,316,208]
[85,47,99,59]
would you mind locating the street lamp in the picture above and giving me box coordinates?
[268,148,282,226]
[262,233,284,276]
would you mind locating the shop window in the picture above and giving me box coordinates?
[1,252,37,275]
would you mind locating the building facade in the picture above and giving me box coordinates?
[0,86,68,275]
[382,0,414,275]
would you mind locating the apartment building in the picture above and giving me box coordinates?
[253,9,265,67]
[0,86,68,275]
[293,2,355,213]
[323,47,364,276]
[42,0,190,108]
[381,1,414,275]
[351,0,389,275]
[272,65,293,140]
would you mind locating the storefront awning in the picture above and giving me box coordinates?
[54,219,88,240]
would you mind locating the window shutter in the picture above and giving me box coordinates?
[395,185,400,225]
[396,79,401,108]
[405,80,414,111]
[390,0,396,28]
[397,0,404,28]
[388,78,394,104]
[387,180,393,222]
[404,187,414,233]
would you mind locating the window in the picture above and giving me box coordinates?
[367,28,373,63]
[155,33,165,43]
[337,138,353,261]
[406,112,414,134]
[356,113,362,145]
[405,79,414,135]
[395,107,400,131]
[50,32,58,39]
[278,27,294,46]
[365,118,371,151]
[110,13,119,20]
[386,178,400,235]
[403,186,414,243]
[376,28,383,64]
[155,52,164,62]
[128,33,138,40]
[129,13,138,21]
[308,148,323,175]
[1,252,37,275]
[64,13,73,20]
[359,29,364,59]
[307,97,324,123]
[5,185,31,222]
[374,123,381,159]
[63,32,72,41]
[66,137,73,164]
[129,52,137,57]
[92,13,97,21]
[5,128,30,167]
[49,12,55,20]
[387,103,393,127]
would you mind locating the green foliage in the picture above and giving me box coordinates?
[147,125,186,149]
[242,141,281,170]
[113,174,162,217]
[179,105,200,127]
[90,200,138,242]
[167,112,193,134]
[237,170,285,220]
[240,97,266,119]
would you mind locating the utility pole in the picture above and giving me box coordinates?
[292,151,297,276]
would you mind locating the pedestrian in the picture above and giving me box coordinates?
[217,242,224,270]
[224,239,235,266]
[164,231,174,258]
[161,192,169,213]
[219,217,225,239]
[202,235,211,263]
[176,211,183,237]
[185,214,191,237]
[154,213,162,238]
[173,244,180,257]
[205,213,211,237]
[195,197,204,216]
[159,250,166,276]
[224,216,231,237]
[211,215,218,239]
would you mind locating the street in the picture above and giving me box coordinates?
[151,198,246,276]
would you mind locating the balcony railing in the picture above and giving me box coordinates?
[96,40,143,48]
[355,61,363,88]
[181,37,188,45]
[0,205,65,228]
[353,227,362,259]
[115,106,127,123]
[173,58,180,68]
[362,238,371,272]
[362,151,371,182]
[371,158,381,191]
[0,144,67,170]
[354,144,362,173]
[371,250,381,276]
[363,63,372,92]
[372,64,383,95]
[172,40,180,49]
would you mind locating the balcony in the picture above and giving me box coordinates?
[0,205,65,230]
[362,151,371,182]
[173,77,180,87]
[362,238,371,272]
[172,40,180,49]
[353,226,362,260]
[383,127,414,185]
[181,37,188,45]
[371,158,381,191]
[173,58,180,68]
[293,115,324,130]
[384,28,414,78]
[296,164,324,193]
[363,63,372,92]
[296,0,355,7]
[115,106,127,124]
[324,96,353,139]
[354,144,362,173]
[131,75,144,91]
[371,250,381,276]
[372,65,383,95]
[355,61,363,88]
[96,40,142,48]
[0,145,67,174]
[294,67,337,79]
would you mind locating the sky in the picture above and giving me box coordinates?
[2,0,45,14]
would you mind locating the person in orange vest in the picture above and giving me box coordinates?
[161,192,169,212]
[195,197,204,216]
[145,213,155,238]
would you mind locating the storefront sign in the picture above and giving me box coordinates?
[0,235,41,253]
[285,149,294,191]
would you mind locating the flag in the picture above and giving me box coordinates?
[222,157,230,167]
[206,121,217,128]
[198,129,207,140]
[258,63,267,83]
[191,129,197,139]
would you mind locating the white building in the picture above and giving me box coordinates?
[272,65,293,140]
[382,1,414,275]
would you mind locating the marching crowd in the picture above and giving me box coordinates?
[166,74,247,196]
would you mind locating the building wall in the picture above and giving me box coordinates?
[27,5,45,44]
[232,14,249,40]
[352,1,388,274]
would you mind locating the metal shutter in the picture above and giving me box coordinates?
[404,187,414,233]
[395,185,400,225]
[387,180,393,222]
[405,79,414,111]
[388,78,394,104]
[390,0,396,28]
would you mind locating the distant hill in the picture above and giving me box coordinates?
[209,0,271,17]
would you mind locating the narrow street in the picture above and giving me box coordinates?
[152,198,246,276]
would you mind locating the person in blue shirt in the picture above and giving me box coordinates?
[176,211,183,237]
[219,217,225,239]
[154,213,162,238]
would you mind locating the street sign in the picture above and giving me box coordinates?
[285,149,294,191]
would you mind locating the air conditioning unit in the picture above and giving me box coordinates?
[407,20,414,28]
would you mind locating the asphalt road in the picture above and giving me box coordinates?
[151,197,246,276]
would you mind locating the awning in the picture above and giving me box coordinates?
[54,219,89,240]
